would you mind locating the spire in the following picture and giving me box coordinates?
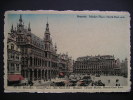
[28,22,31,31]
[44,17,50,41]
[47,17,48,24]
[11,24,13,29]
[11,24,14,32]
[18,15,23,27]
[19,14,22,22]
[46,17,49,32]
[55,43,57,52]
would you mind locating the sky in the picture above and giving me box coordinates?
[5,11,130,60]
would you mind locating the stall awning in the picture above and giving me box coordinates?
[8,74,24,81]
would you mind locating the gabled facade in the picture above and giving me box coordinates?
[7,25,23,85]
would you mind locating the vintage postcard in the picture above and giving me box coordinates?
[4,10,131,92]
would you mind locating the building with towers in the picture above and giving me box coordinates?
[7,15,72,83]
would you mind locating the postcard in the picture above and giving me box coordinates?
[4,10,131,92]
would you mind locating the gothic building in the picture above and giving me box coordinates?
[7,15,72,82]
[73,55,127,76]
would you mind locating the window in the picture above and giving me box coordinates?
[10,63,15,72]
[7,45,9,49]
[16,64,19,71]
[7,63,9,71]
[11,54,14,59]
[21,48,24,53]
[8,53,10,59]
[45,44,47,50]
[12,55,14,59]
[25,48,27,54]
[16,54,19,60]
[11,44,14,50]
[21,38,23,41]
[45,52,48,58]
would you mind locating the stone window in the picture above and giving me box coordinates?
[8,53,10,59]
[7,63,9,71]
[7,45,9,49]
[11,54,14,59]
[16,64,19,72]
[10,63,15,72]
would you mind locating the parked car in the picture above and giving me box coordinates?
[54,82,65,86]
[78,80,89,86]
[92,80,105,86]
[82,76,92,83]
[68,80,77,86]
[96,74,100,77]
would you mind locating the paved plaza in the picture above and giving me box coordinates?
[31,75,127,86]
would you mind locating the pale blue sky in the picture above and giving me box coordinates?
[6,12,130,60]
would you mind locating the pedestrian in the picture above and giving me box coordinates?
[116,79,120,86]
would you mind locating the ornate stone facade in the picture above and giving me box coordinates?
[58,53,73,75]
[7,15,72,82]
[7,25,23,84]
[73,55,127,76]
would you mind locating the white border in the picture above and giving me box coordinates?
[4,10,131,93]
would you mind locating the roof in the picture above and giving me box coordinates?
[30,33,45,49]
[77,55,115,61]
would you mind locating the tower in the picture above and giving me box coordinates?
[44,18,51,51]
[17,15,24,33]
[45,21,50,41]
[11,24,14,33]
[19,15,23,26]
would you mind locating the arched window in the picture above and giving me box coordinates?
[11,44,14,50]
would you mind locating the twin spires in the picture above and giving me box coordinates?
[12,15,57,52]
[18,14,49,33]
[11,15,51,36]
